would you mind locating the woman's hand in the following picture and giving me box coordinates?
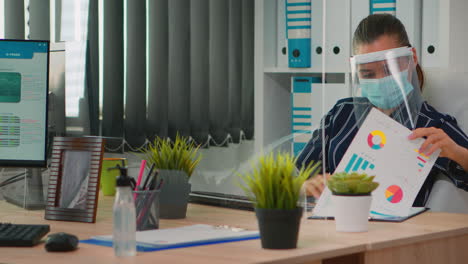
[304,173,330,199]
[408,127,468,171]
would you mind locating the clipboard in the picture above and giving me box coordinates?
[81,224,260,252]
[308,207,429,223]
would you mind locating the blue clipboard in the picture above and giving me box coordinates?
[81,224,260,252]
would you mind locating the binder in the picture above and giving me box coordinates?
[351,0,422,59]
[396,0,422,59]
[277,0,288,67]
[421,0,449,68]
[286,0,311,68]
[370,0,396,15]
[310,0,322,72]
[350,0,370,43]
[325,0,350,72]
[291,76,350,156]
[291,77,320,156]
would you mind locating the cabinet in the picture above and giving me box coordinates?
[254,0,350,154]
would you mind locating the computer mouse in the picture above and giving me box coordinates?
[45,232,79,252]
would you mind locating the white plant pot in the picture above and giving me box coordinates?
[332,194,372,232]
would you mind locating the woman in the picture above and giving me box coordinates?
[297,14,468,206]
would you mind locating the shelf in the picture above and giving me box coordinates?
[264,67,350,74]
[263,67,320,73]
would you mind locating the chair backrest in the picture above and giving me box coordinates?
[422,69,468,131]
[423,69,468,213]
[425,173,468,213]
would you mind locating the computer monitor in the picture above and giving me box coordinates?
[0,40,49,166]
[0,39,49,209]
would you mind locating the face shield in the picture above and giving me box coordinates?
[350,47,423,129]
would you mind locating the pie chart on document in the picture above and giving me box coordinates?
[385,185,403,203]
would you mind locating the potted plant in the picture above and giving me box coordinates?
[327,172,379,232]
[141,134,201,219]
[239,152,320,249]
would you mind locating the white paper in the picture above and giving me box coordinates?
[93,224,259,248]
[313,108,440,217]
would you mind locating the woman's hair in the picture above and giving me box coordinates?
[352,14,424,90]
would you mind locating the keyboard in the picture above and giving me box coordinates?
[0,223,50,246]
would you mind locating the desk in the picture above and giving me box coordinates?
[1,195,468,264]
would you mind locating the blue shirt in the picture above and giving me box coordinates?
[296,98,468,206]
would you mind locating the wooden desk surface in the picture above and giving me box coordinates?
[1,195,468,264]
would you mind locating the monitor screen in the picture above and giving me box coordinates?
[0,40,49,167]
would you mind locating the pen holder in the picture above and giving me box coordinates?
[133,190,160,231]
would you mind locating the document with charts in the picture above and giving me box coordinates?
[313,108,440,218]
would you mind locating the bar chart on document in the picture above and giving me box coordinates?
[313,108,440,217]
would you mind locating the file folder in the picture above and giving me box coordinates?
[370,0,396,15]
[352,0,421,61]
[397,0,422,59]
[325,0,350,72]
[277,0,288,67]
[310,0,322,72]
[421,0,448,68]
[351,0,370,49]
[286,0,311,68]
[291,77,320,156]
[291,75,351,156]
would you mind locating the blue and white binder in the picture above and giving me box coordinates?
[370,0,396,15]
[286,0,311,68]
[291,77,320,156]
[277,0,288,67]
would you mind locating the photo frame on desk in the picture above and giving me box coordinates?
[45,137,104,223]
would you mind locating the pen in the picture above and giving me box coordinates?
[150,170,159,190]
[156,178,164,190]
[142,163,155,190]
[148,176,158,191]
[130,177,136,190]
[134,160,147,199]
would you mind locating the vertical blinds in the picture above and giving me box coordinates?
[4,0,254,150]
[101,0,254,149]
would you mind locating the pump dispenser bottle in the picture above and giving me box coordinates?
[113,166,136,257]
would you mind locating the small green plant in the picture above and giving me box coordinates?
[239,152,320,210]
[141,134,202,177]
[327,172,379,195]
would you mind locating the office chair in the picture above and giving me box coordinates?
[423,69,468,213]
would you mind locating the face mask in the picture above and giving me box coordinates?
[360,70,414,110]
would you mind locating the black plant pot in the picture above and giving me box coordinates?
[255,207,303,249]
[159,182,191,219]
[157,170,191,219]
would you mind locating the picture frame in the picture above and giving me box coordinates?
[45,137,104,223]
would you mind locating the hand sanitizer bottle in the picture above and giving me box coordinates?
[113,166,136,257]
